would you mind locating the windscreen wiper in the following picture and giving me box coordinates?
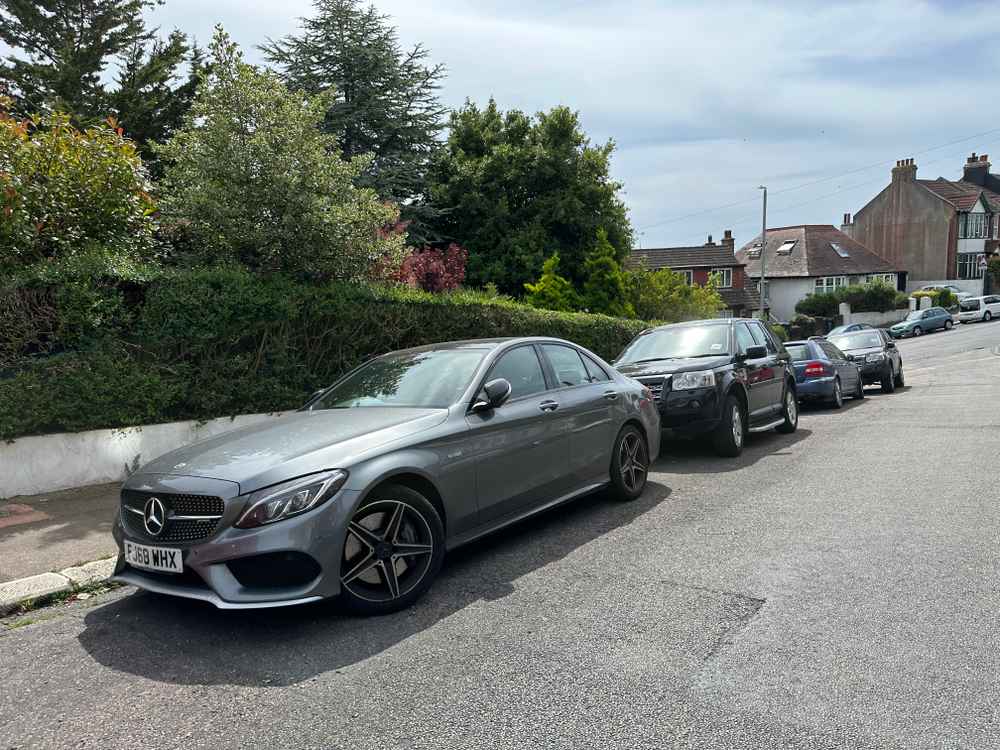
[624,357,680,365]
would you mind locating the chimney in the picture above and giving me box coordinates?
[721,229,735,252]
[963,152,990,186]
[841,212,853,236]
[705,234,715,245]
[891,157,917,183]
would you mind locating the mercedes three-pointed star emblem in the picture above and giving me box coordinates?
[143,496,166,536]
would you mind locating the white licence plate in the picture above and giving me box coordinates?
[124,541,183,573]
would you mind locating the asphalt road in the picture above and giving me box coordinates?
[2,321,999,750]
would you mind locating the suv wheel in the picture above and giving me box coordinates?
[712,395,744,457]
[776,385,798,433]
[894,366,905,388]
[881,367,896,393]
[985,311,993,322]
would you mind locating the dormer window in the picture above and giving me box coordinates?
[746,243,762,258]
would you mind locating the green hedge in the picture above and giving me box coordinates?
[795,282,909,318]
[911,288,957,308]
[0,268,651,440]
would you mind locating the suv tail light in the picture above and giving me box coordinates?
[803,361,829,377]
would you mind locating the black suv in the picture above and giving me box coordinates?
[614,318,798,457]
[827,328,904,392]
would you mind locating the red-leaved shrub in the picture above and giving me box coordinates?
[400,244,467,292]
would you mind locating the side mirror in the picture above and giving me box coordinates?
[885,341,896,349]
[742,345,767,360]
[472,378,512,412]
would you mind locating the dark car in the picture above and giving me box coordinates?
[827,329,904,392]
[784,338,863,408]
[614,318,797,458]
[826,323,873,337]
[111,337,660,614]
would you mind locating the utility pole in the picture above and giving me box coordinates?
[758,185,767,317]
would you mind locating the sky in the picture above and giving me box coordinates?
[139,0,1000,248]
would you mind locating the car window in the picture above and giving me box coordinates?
[819,341,843,361]
[616,323,730,363]
[749,321,778,354]
[487,346,548,400]
[734,323,757,355]
[784,344,811,361]
[580,352,611,382]
[541,344,591,387]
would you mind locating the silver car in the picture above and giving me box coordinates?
[112,337,661,614]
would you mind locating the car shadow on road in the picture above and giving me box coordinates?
[77,481,671,687]
[652,428,811,474]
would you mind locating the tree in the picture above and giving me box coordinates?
[582,229,633,317]
[625,264,723,322]
[0,100,156,272]
[399,244,467,292]
[0,0,196,158]
[427,99,633,295]
[261,0,446,242]
[108,33,202,170]
[155,27,405,280]
[524,254,581,312]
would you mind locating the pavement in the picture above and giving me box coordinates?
[1,320,998,749]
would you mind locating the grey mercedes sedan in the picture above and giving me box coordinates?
[112,337,661,615]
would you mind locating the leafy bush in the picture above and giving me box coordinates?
[912,288,956,308]
[989,257,1000,289]
[795,281,908,317]
[625,264,723,323]
[155,27,405,280]
[0,104,156,273]
[398,244,467,292]
[794,292,840,318]
[524,254,581,312]
[768,323,788,342]
[582,229,634,318]
[0,267,651,439]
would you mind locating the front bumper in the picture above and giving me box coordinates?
[658,386,722,436]
[112,475,361,609]
[856,360,890,384]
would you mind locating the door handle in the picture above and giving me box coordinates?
[603,390,619,401]
[538,400,559,412]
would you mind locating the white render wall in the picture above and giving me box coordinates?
[0,412,287,498]
[764,278,816,322]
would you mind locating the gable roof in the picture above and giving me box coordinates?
[626,245,742,270]
[917,178,1000,212]
[735,225,899,279]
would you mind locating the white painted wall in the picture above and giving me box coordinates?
[763,278,816,321]
[0,412,287,498]
[844,308,910,327]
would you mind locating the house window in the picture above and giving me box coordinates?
[959,212,989,239]
[746,244,762,258]
[958,254,984,280]
[711,268,732,288]
[678,269,693,285]
[831,243,850,258]
[815,276,847,293]
[716,309,734,319]
[866,273,897,286]
[776,240,796,255]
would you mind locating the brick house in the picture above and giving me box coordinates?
[627,230,762,317]
[842,153,1000,287]
[736,225,902,322]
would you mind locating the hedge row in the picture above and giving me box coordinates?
[795,282,909,318]
[0,268,651,440]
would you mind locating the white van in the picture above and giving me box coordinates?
[958,295,1000,323]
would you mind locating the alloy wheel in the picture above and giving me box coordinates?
[914,326,923,337]
[731,404,743,448]
[619,432,648,494]
[834,380,843,407]
[986,312,992,322]
[786,391,797,425]
[341,499,435,603]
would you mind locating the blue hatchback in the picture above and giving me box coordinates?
[784,338,863,408]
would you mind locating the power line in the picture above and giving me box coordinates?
[638,125,1000,233]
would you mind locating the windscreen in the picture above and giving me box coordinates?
[829,332,882,350]
[312,349,487,409]
[617,324,729,364]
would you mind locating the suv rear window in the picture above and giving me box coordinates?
[960,299,981,311]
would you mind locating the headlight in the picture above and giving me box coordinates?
[672,370,716,390]
[235,470,348,529]
[866,353,885,363]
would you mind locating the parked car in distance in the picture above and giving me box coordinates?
[920,284,973,302]
[828,329,904,392]
[825,323,874,337]
[784,339,863,407]
[614,318,797,458]
[958,295,1000,323]
[889,307,953,338]
[112,337,661,614]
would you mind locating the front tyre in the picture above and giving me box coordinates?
[894,366,905,388]
[712,395,745,457]
[881,367,896,393]
[913,326,923,337]
[944,320,953,330]
[339,484,445,616]
[776,385,799,434]
[609,424,649,501]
